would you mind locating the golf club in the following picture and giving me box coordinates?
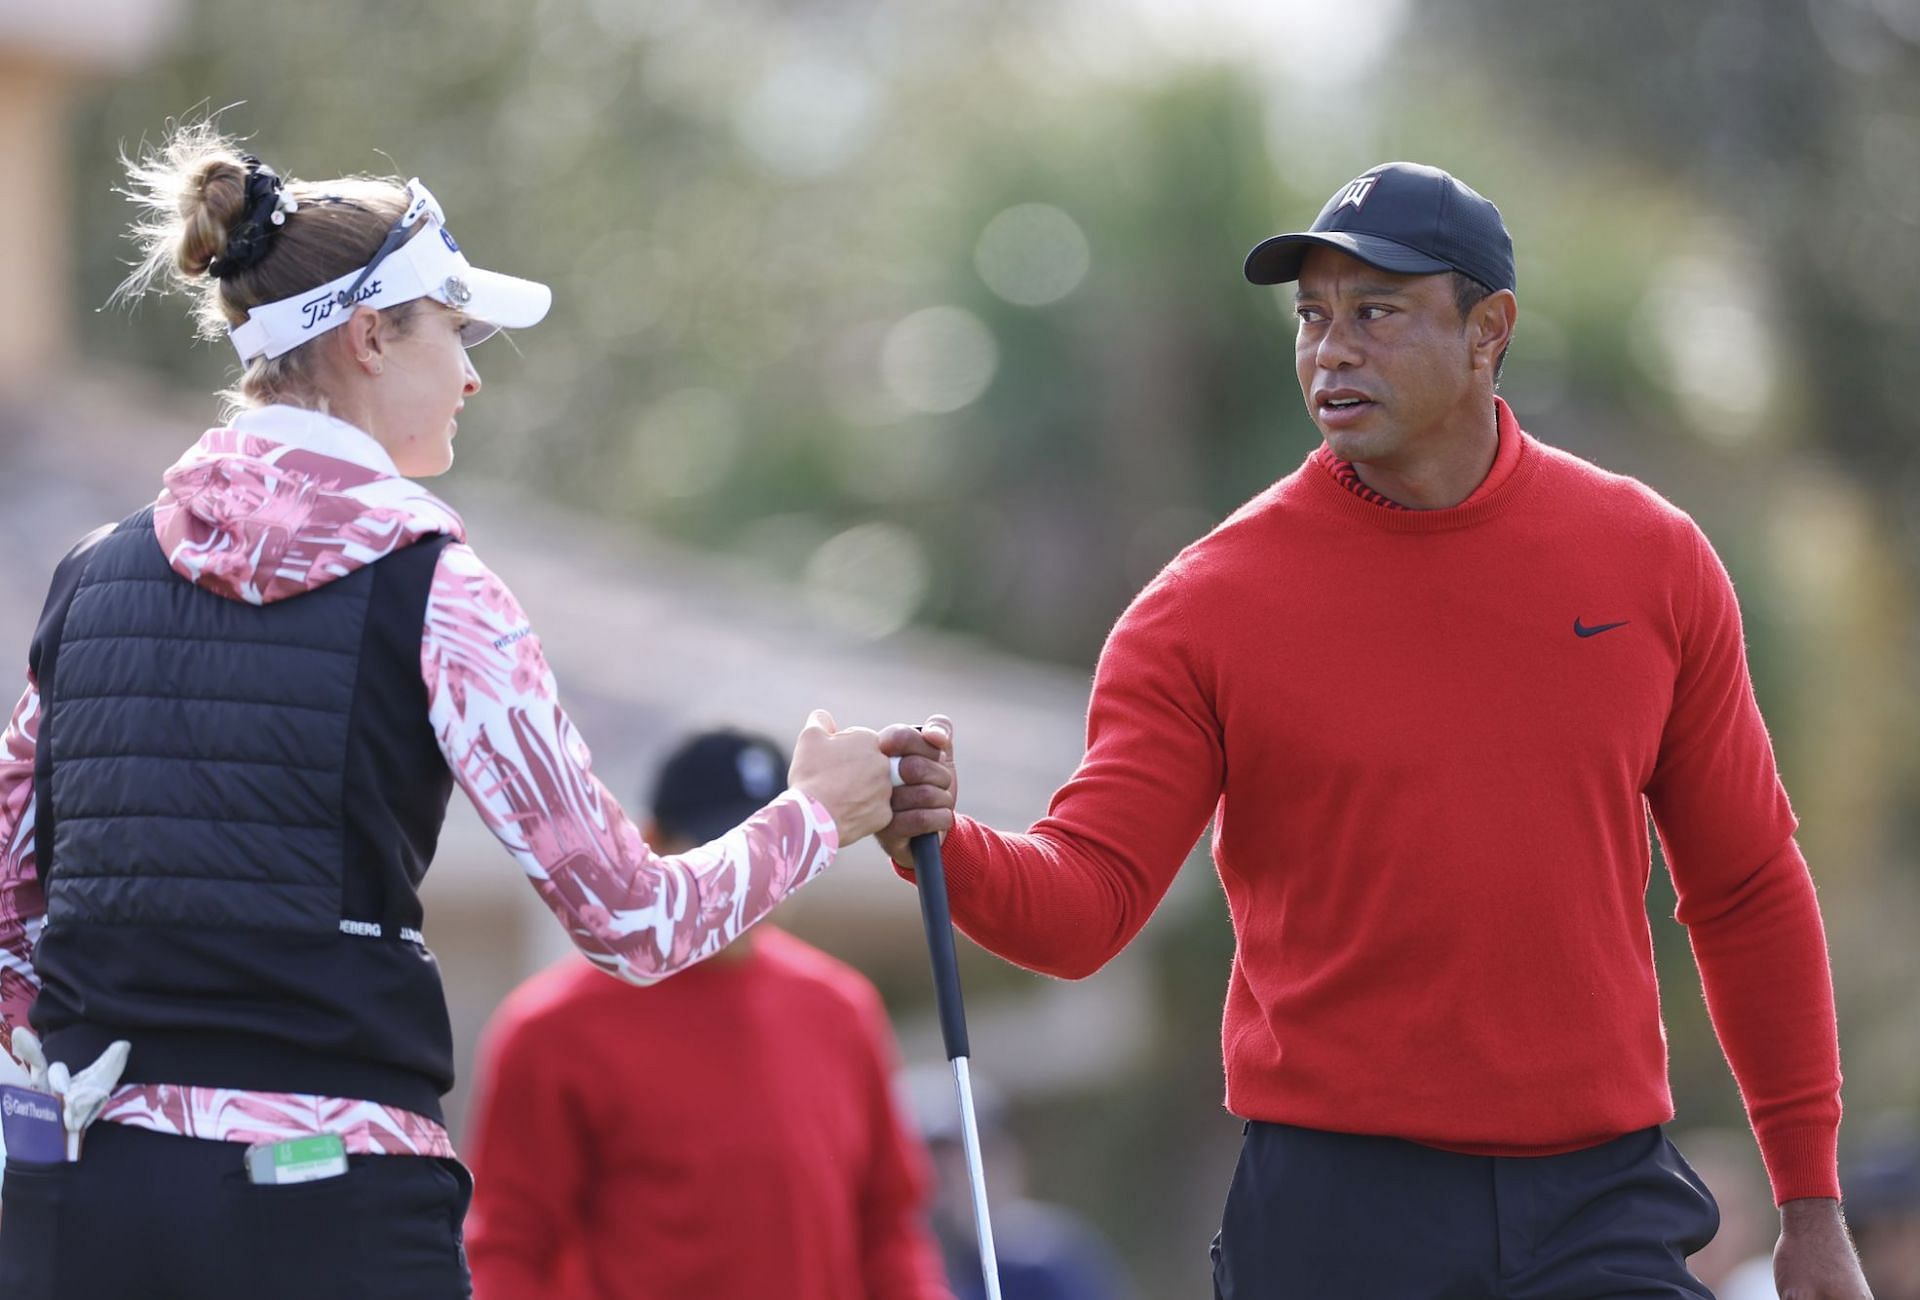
[911,829,1003,1300]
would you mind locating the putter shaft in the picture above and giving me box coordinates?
[951,1056,1003,1300]
[911,833,1002,1300]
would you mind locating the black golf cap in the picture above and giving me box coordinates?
[650,727,790,845]
[1244,161,1515,294]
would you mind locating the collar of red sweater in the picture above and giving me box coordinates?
[1306,396,1541,533]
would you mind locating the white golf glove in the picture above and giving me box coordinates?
[0,1031,132,1161]
[7,1026,51,1090]
[0,1040,32,1089]
[51,1040,131,1160]
[0,1028,49,1186]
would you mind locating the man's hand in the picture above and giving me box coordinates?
[1775,1197,1874,1299]
[875,714,957,870]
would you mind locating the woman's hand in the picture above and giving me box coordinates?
[789,710,893,844]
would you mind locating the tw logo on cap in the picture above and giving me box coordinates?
[1334,176,1379,210]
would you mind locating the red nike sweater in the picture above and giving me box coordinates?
[937,400,1841,1203]
[464,929,951,1300]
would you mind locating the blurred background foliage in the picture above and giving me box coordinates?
[49,0,1920,1289]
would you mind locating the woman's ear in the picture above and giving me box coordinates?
[340,306,387,376]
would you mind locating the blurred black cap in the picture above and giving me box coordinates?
[650,727,790,845]
[1245,161,1515,294]
[1845,1134,1920,1227]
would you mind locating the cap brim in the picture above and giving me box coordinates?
[459,265,553,331]
[1243,232,1454,285]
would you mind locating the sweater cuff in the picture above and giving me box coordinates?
[1757,1123,1841,1205]
[890,814,987,894]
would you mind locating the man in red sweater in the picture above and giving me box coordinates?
[878,163,1871,1297]
[464,727,952,1300]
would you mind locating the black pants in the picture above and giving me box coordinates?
[1211,1122,1721,1299]
[0,1121,473,1299]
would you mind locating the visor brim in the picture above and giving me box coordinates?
[443,265,553,334]
[1243,232,1454,285]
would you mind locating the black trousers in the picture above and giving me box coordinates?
[0,1121,472,1299]
[1211,1122,1721,1299]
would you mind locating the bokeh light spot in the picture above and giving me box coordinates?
[734,57,881,179]
[1631,255,1778,445]
[880,306,999,413]
[625,388,743,499]
[974,203,1093,306]
[803,521,931,639]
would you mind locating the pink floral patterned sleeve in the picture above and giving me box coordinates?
[0,678,45,1062]
[421,542,840,983]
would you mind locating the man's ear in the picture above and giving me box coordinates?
[1471,289,1518,373]
[339,306,387,376]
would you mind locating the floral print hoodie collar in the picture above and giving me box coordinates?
[153,405,465,606]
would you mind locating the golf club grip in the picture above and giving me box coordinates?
[910,832,971,1062]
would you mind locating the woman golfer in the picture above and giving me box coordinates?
[0,122,895,1298]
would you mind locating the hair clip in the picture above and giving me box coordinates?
[269,192,299,227]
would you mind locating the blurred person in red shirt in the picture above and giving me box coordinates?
[464,727,952,1300]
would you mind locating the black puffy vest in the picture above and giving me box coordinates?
[27,507,457,1120]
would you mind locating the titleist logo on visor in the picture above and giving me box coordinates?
[300,279,383,331]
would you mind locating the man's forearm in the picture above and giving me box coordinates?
[1685,839,1842,1202]
[932,814,1183,980]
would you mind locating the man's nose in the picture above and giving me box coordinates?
[1315,315,1363,370]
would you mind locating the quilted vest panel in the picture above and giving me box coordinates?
[28,508,459,1116]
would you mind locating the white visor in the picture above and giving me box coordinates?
[229,179,552,363]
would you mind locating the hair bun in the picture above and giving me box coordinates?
[115,120,409,358]
[176,154,252,279]
[208,159,292,280]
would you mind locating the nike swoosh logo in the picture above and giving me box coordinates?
[1573,618,1630,638]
